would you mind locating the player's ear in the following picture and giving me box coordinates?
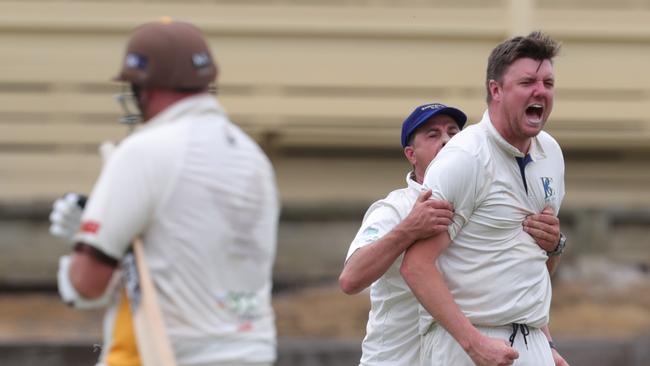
[488,79,501,101]
[404,146,416,165]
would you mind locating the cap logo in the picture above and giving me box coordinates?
[421,103,445,111]
[192,52,211,69]
[125,53,148,70]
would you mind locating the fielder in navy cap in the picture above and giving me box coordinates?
[339,102,460,364]
[401,103,467,148]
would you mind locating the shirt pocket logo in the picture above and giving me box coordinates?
[541,177,554,203]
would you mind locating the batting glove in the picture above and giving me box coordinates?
[49,193,87,243]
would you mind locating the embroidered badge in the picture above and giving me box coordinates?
[360,226,380,244]
[541,177,554,202]
[125,53,148,70]
[191,52,211,69]
[80,220,100,234]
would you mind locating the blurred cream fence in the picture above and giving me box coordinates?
[1,0,650,286]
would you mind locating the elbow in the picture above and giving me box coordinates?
[400,253,429,287]
[399,259,417,285]
[338,272,362,295]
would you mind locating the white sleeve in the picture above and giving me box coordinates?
[75,138,158,260]
[423,146,483,240]
[345,202,402,262]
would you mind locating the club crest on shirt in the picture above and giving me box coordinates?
[541,177,554,202]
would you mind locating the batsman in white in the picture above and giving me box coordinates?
[339,102,565,366]
[49,18,279,366]
[401,31,570,366]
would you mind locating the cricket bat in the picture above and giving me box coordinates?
[123,238,177,366]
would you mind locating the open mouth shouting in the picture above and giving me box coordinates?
[525,103,544,125]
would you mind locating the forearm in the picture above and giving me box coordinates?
[400,235,481,353]
[541,325,553,341]
[543,324,570,365]
[546,255,561,276]
[402,259,480,353]
[340,225,416,294]
[69,244,118,299]
[59,247,121,309]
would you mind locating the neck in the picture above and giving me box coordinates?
[142,88,205,122]
[412,169,424,185]
[487,107,531,154]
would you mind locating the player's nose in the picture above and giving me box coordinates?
[532,80,551,97]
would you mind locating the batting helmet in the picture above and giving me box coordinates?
[114,18,217,90]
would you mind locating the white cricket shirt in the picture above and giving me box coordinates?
[420,111,565,332]
[346,173,423,366]
[76,94,279,365]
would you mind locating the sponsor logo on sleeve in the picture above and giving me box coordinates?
[80,220,101,234]
[360,225,380,244]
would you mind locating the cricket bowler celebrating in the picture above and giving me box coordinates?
[401,31,569,366]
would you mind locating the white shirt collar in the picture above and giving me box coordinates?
[406,171,424,192]
[138,94,226,132]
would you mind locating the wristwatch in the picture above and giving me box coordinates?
[547,232,566,256]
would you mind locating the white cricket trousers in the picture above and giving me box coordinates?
[420,323,554,366]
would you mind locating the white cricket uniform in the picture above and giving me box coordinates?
[76,94,279,366]
[346,173,424,366]
[420,111,565,365]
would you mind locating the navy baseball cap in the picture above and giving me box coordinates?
[400,103,467,147]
